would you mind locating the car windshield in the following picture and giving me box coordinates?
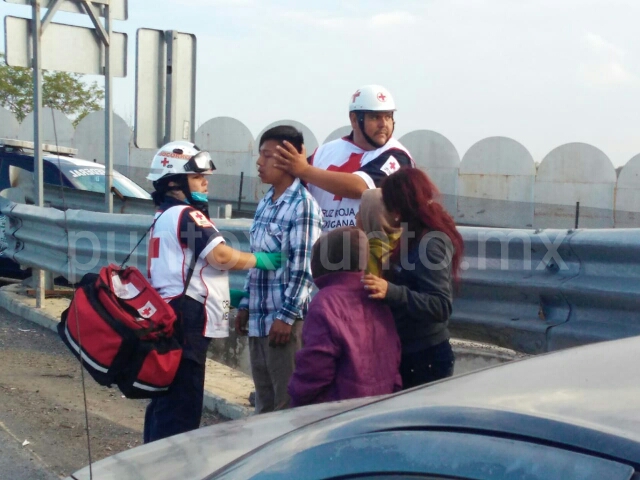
[61,165,151,199]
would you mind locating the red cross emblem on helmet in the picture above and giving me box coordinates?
[161,158,170,167]
[377,92,387,102]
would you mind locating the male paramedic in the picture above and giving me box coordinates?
[273,84,414,231]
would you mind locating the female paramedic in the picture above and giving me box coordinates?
[143,140,281,443]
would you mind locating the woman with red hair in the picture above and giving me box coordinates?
[362,167,464,389]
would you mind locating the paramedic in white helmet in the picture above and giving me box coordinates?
[274,85,414,231]
[143,141,281,443]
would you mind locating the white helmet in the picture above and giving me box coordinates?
[147,141,215,182]
[349,85,396,112]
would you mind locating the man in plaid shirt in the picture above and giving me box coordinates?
[235,125,322,414]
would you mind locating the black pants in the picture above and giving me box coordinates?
[143,296,211,443]
[400,340,455,390]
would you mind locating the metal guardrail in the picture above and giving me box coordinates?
[35,184,245,217]
[450,227,640,352]
[40,185,155,215]
[1,196,639,354]
[0,197,251,291]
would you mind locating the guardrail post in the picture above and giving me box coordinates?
[237,172,244,213]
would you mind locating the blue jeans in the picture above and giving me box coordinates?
[143,296,210,443]
[400,340,455,390]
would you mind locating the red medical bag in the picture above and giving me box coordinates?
[58,264,182,398]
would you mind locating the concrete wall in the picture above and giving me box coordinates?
[195,116,254,204]
[535,143,617,229]
[210,312,525,377]
[0,108,19,140]
[74,110,132,166]
[18,108,74,147]
[615,154,640,228]
[399,130,459,216]
[4,107,640,228]
[323,126,351,144]
[458,137,535,228]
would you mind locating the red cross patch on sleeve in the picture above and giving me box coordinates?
[189,210,214,228]
[380,155,400,175]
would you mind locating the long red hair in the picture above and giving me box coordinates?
[381,168,464,282]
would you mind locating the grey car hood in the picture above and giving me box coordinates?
[68,336,640,479]
[67,397,375,480]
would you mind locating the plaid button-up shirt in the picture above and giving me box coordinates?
[239,179,322,337]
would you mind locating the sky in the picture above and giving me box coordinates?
[2,0,640,167]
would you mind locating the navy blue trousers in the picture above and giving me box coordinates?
[143,296,210,443]
[400,340,455,390]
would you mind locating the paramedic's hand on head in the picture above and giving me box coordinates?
[235,309,249,336]
[253,252,283,271]
[269,319,292,347]
[273,141,309,178]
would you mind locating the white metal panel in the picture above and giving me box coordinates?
[534,183,614,228]
[254,120,319,161]
[5,16,127,77]
[127,147,156,192]
[0,108,19,139]
[398,129,460,216]
[459,175,534,202]
[4,0,128,21]
[535,143,616,229]
[458,137,535,228]
[399,130,459,185]
[165,31,196,144]
[74,110,132,166]
[323,126,351,144]
[18,108,74,147]
[460,136,535,175]
[134,28,166,149]
[458,176,535,228]
[614,154,640,228]
[245,175,270,205]
[617,154,640,189]
[399,130,459,170]
[536,143,616,183]
[194,117,254,204]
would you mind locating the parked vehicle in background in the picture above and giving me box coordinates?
[0,139,150,199]
[66,335,640,480]
[0,138,151,278]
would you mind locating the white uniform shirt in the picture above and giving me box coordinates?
[148,201,230,338]
[308,135,413,231]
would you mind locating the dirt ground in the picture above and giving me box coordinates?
[0,308,224,479]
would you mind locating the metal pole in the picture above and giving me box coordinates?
[575,201,580,229]
[164,31,177,144]
[104,2,114,213]
[237,171,244,212]
[32,0,45,308]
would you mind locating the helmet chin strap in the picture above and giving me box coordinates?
[356,112,394,149]
[153,174,209,215]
